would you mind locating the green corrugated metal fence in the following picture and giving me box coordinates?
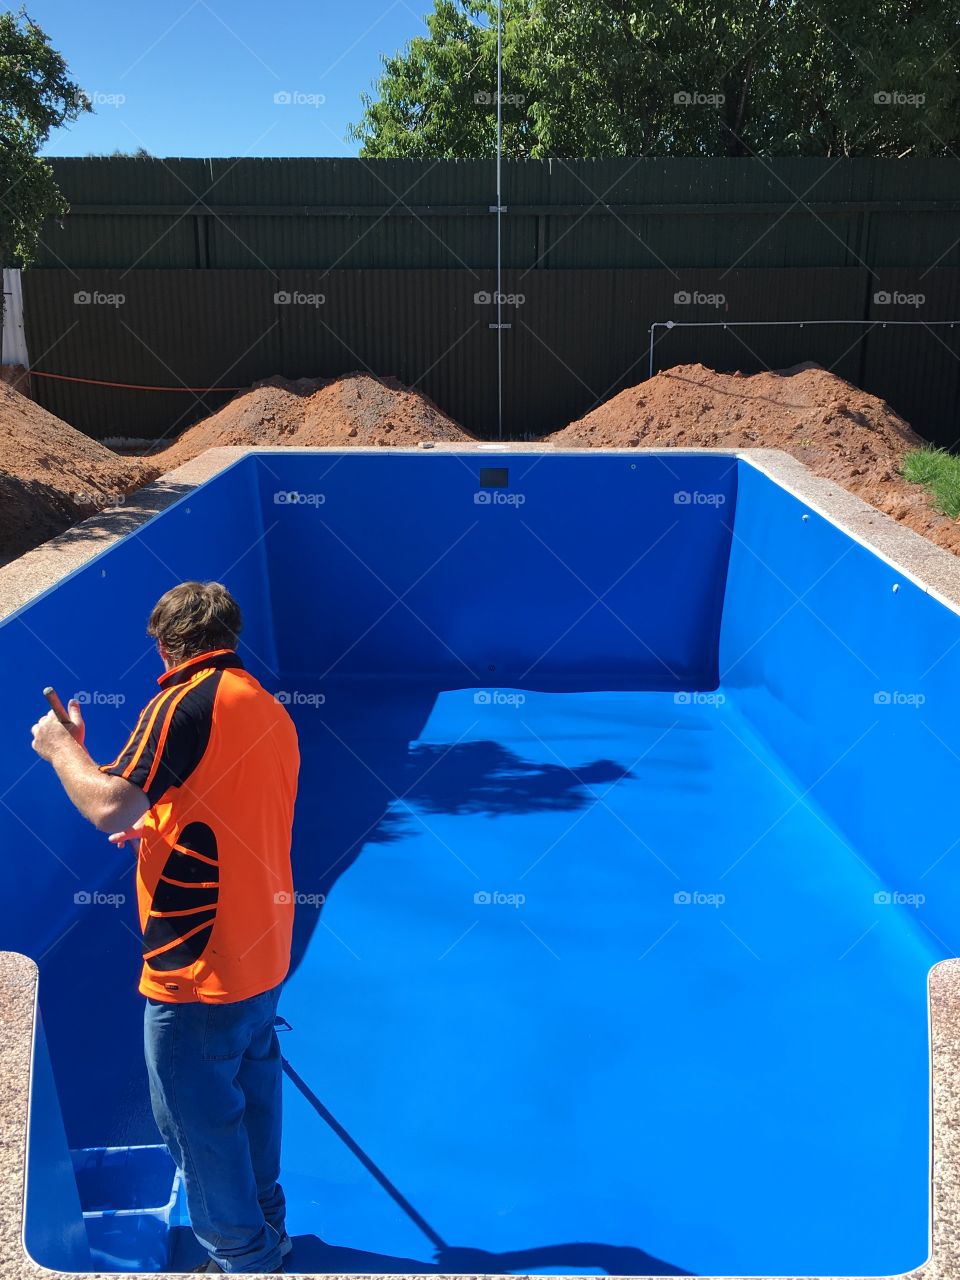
[19,157,960,444]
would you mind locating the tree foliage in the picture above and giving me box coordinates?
[350,0,960,157]
[0,7,89,267]
[349,0,534,157]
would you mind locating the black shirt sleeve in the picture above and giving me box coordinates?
[100,675,219,806]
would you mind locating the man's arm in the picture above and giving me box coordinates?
[31,705,149,834]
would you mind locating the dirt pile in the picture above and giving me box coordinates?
[551,362,960,554]
[0,364,30,397]
[1,362,958,569]
[154,372,473,467]
[0,380,154,566]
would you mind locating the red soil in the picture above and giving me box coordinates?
[552,363,960,555]
[152,372,473,468]
[0,379,155,567]
[2,361,958,565]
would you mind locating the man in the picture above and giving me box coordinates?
[31,581,301,1275]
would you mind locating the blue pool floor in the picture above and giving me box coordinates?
[45,681,937,1276]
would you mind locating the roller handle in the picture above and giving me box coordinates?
[43,687,72,727]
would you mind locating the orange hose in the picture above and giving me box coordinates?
[26,369,245,393]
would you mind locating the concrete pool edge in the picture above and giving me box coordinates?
[2,442,959,1279]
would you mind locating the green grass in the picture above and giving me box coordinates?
[902,447,960,520]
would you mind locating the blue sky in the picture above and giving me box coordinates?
[32,0,430,157]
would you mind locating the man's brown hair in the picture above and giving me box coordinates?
[147,581,242,665]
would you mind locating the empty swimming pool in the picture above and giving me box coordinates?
[3,449,958,1277]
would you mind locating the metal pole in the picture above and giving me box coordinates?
[496,0,503,440]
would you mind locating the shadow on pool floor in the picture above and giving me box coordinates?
[285,682,641,981]
[169,1226,693,1275]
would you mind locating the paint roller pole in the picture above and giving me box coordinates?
[280,1056,448,1251]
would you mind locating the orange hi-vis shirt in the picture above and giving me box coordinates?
[100,650,300,1004]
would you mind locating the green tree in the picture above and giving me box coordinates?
[85,147,152,158]
[348,0,537,157]
[0,8,89,273]
[350,0,960,158]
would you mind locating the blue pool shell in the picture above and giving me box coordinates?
[4,450,955,1276]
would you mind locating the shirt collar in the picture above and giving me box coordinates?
[158,649,245,689]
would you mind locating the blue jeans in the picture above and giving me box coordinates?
[143,986,286,1273]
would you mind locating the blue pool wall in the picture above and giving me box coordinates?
[720,462,960,952]
[0,449,955,1271]
[24,1013,91,1270]
[2,458,277,959]
[253,453,737,683]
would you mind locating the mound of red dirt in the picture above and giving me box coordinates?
[153,372,473,467]
[0,380,154,566]
[1,362,958,568]
[551,362,960,555]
